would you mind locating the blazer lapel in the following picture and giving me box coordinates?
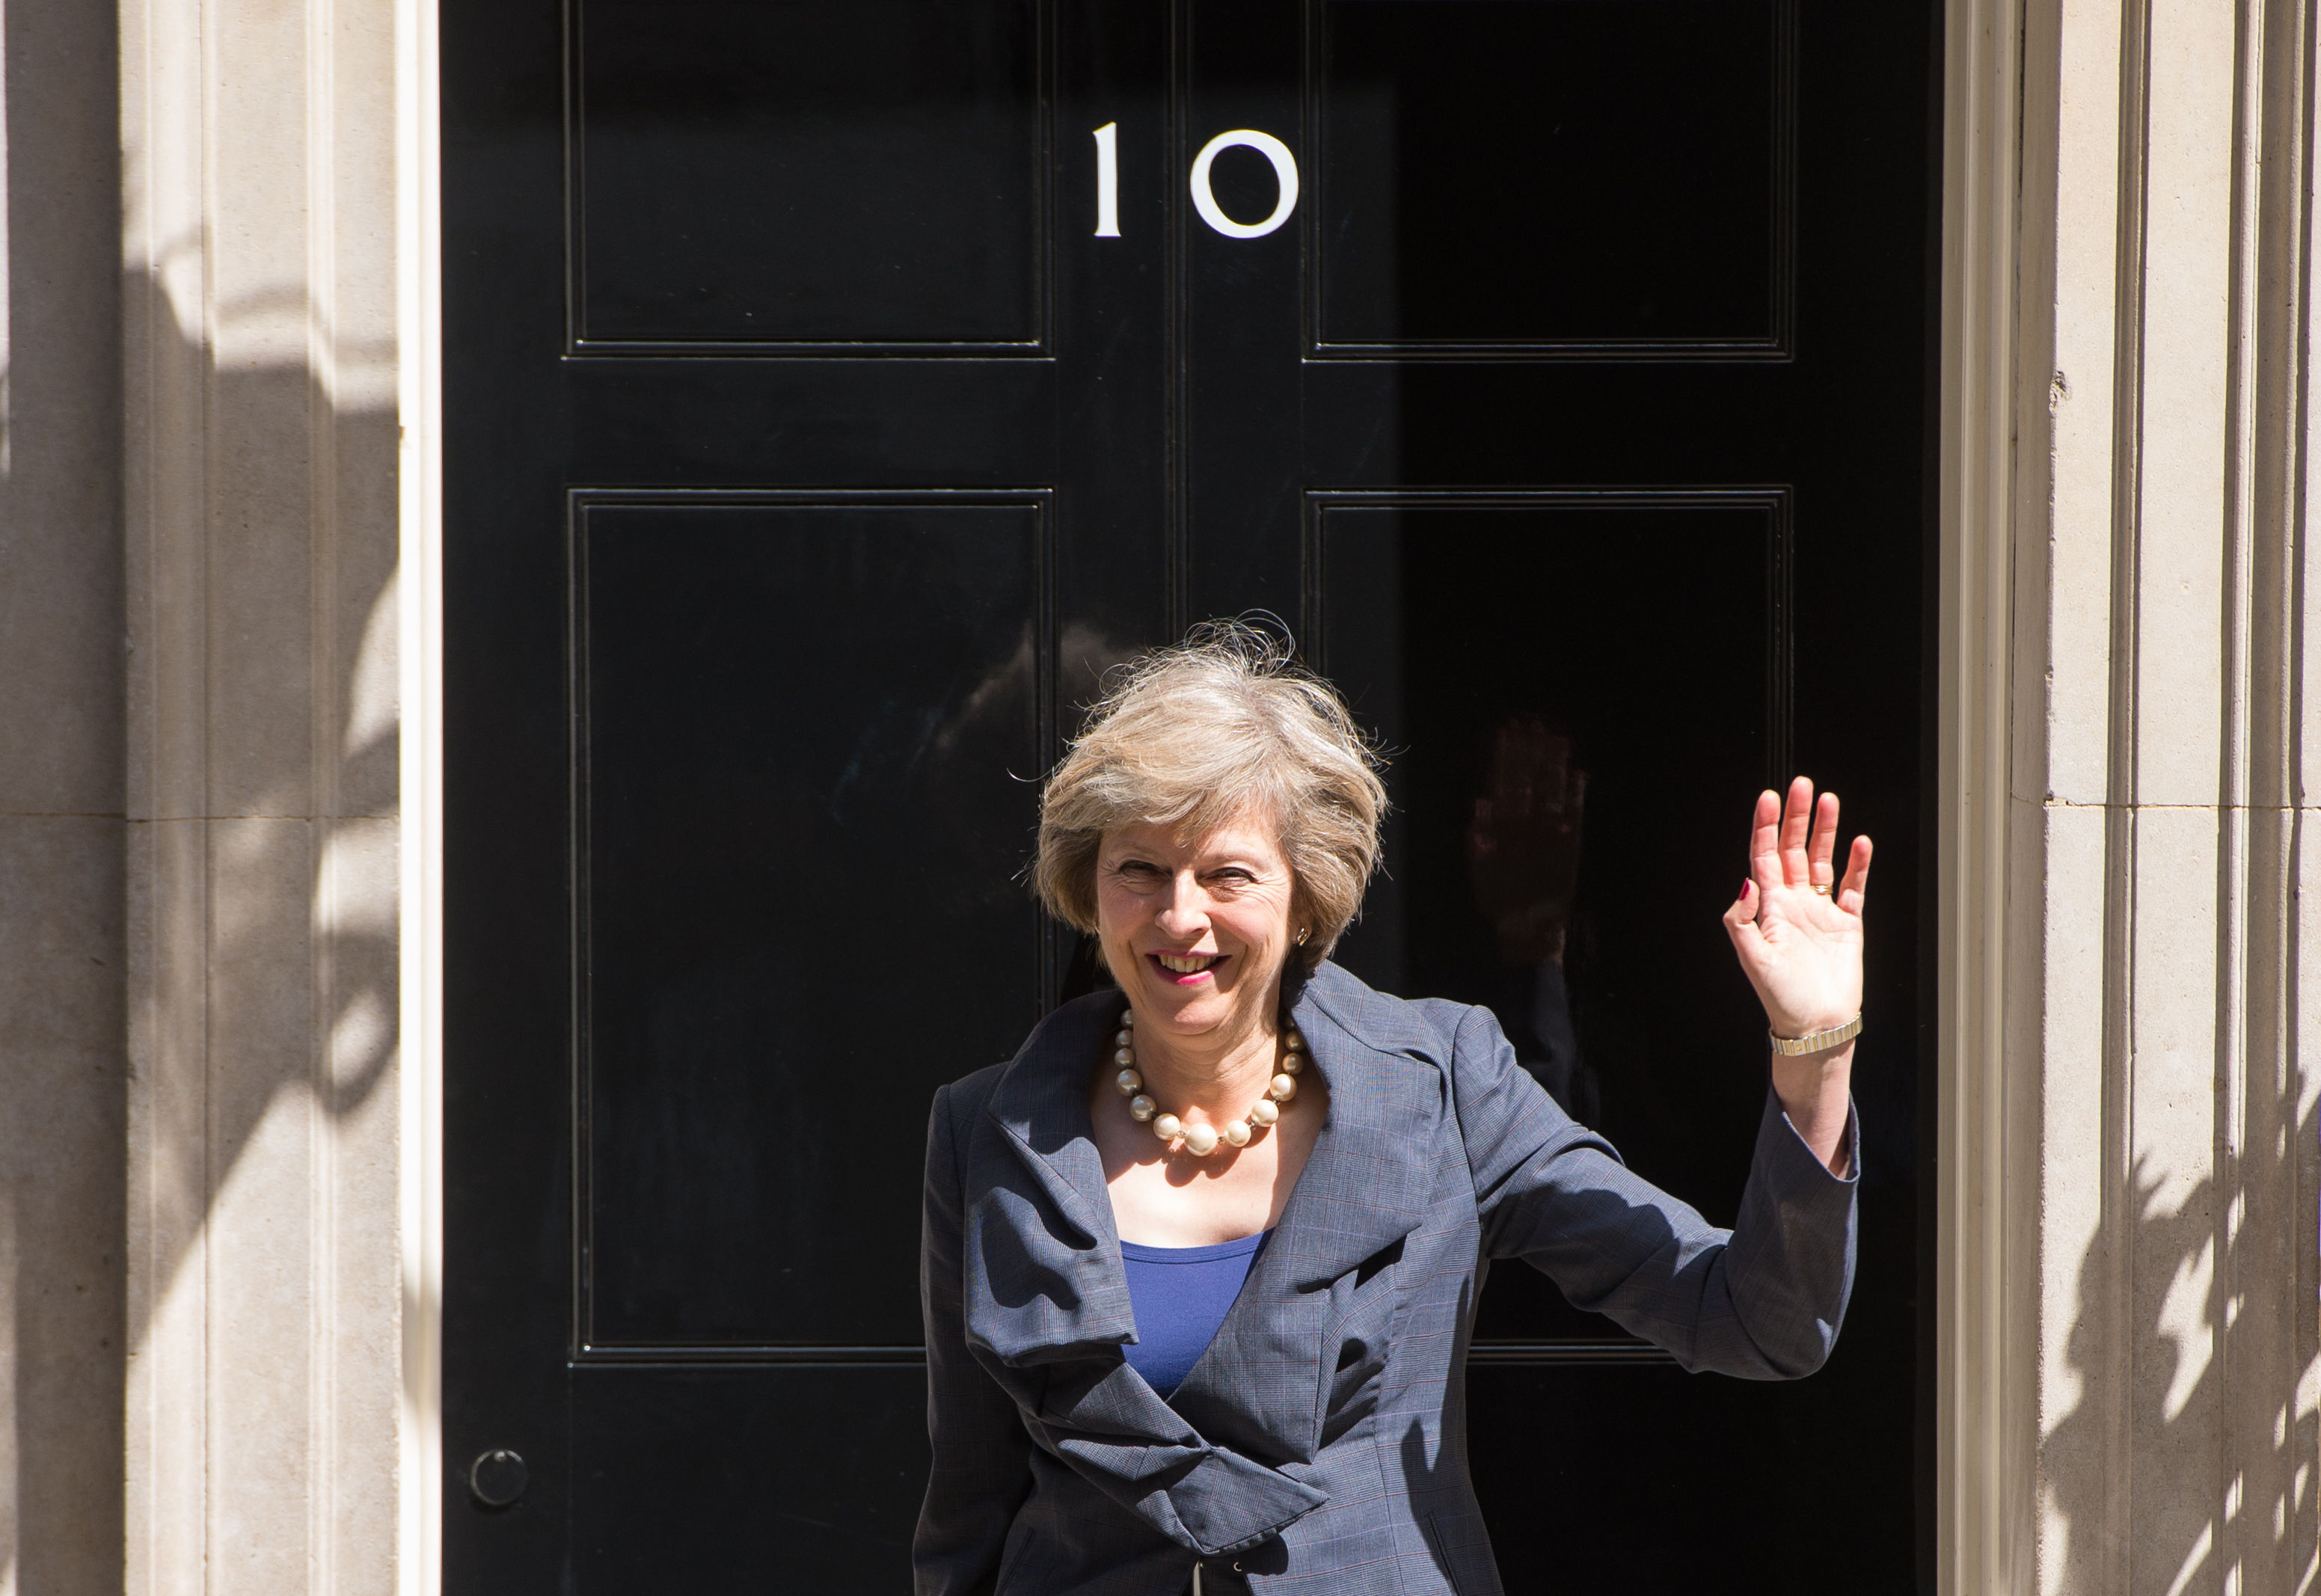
[969,990,1138,1363]
[1168,962,1450,1464]
[1267,962,1448,1287]
[966,987,1334,1554]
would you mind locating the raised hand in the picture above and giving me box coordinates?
[1721,776,1872,1043]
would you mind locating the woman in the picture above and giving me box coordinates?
[917,625,1869,1596]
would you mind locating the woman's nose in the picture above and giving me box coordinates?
[1153,874,1209,936]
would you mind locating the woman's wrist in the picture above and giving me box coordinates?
[1770,1041,1854,1176]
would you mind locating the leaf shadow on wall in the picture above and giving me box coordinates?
[116,306,404,1591]
[2041,1092,2320,1591]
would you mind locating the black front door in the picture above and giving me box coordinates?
[443,1,1935,1589]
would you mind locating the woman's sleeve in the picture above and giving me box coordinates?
[1450,1003,1859,1379]
[914,1083,1035,1596]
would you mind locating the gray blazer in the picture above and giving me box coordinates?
[916,961,1859,1596]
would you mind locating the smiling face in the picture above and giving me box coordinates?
[1094,811,1301,1045]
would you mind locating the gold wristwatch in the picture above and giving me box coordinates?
[1768,1013,1863,1057]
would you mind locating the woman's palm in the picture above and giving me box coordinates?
[1723,778,1872,1037]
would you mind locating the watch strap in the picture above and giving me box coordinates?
[1768,1013,1863,1057]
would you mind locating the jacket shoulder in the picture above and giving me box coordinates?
[934,1058,1009,1129]
[1299,960,1491,1061]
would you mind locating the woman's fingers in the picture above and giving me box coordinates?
[1778,776,1815,884]
[1808,791,1839,888]
[1739,773,1872,924]
[1837,833,1874,915]
[1724,877,1767,952]
[1749,788,1783,892]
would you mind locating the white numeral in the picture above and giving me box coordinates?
[1189,129,1299,239]
[1094,123,1301,243]
[1094,122,1120,238]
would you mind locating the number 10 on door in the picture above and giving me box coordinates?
[1093,123,1301,240]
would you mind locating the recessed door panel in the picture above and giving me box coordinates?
[570,1366,927,1584]
[1465,1360,1915,1588]
[574,0,1047,349]
[1319,493,1791,1345]
[1315,0,1790,356]
[577,494,1049,1350]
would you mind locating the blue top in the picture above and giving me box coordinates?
[1119,1230,1272,1396]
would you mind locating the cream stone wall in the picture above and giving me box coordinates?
[120,0,407,1591]
[1940,0,2321,1592]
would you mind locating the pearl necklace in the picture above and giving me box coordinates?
[1109,1007,1304,1157]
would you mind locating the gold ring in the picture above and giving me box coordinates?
[1812,883,1831,895]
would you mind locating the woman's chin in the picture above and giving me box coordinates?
[1132,978,1238,1032]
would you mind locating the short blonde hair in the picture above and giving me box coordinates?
[1033,621,1388,972]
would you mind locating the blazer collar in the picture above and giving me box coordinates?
[1269,962,1450,1286]
[1158,963,1453,1464]
[980,964,1447,1257]
[975,986,1337,1550]
[981,986,1128,1249]
[971,964,1452,1492]
[975,964,1449,1347]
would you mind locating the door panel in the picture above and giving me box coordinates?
[1320,492,1797,1348]
[574,0,1049,349]
[1315,0,1788,355]
[570,1366,928,1584]
[446,0,1935,1586]
[1468,1357,1917,1589]
[1317,493,1785,1152]
[577,494,1052,1351]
